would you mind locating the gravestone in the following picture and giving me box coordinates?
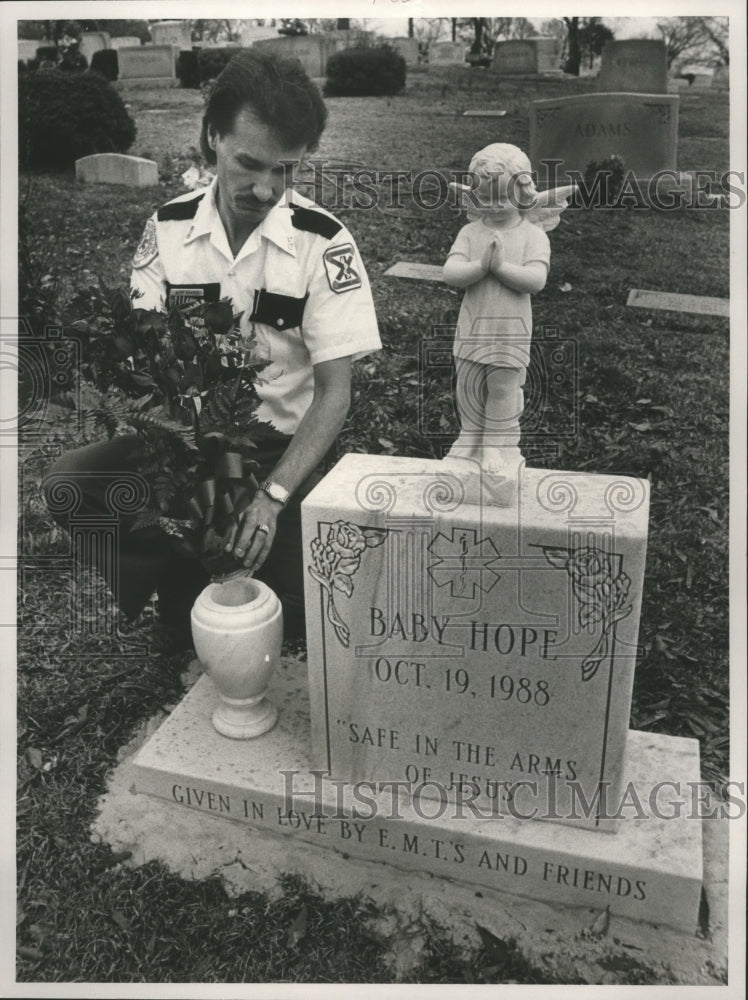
[492,38,561,76]
[239,25,278,47]
[302,456,649,831]
[117,45,178,86]
[598,39,668,94]
[130,452,704,931]
[385,262,444,282]
[626,288,729,317]
[109,37,142,50]
[252,35,338,77]
[388,36,419,66]
[79,31,111,65]
[690,73,713,90]
[429,42,467,65]
[75,153,159,187]
[18,39,49,62]
[712,65,729,88]
[529,93,679,181]
[150,20,192,50]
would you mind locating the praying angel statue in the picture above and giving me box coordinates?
[442,143,574,485]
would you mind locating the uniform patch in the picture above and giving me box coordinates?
[323,244,361,294]
[132,217,158,269]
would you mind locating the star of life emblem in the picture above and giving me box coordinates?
[427,528,502,599]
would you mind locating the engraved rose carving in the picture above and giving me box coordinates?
[541,545,632,681]
[309,521,387,647]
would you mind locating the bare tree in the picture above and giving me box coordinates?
[509,18,538,40]
[657,16,726,69]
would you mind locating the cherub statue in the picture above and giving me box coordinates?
[442,143,573,479]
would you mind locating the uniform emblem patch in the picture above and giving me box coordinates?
[323,243,361,294]
[132,217,158,269]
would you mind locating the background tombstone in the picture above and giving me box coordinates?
[690,72,713,90]
[116,44,178,86]
[429,41,467,65]
[388,36,419,66]
[19,39,49,62]
[530,92,679,182]
[492,38,561,76]
[598,39,668,94]
[76,153,159,187]
[251,35,338,77]
[109,36,142,50]
[712,65,729,88]
[150,20,192,50]
[79,31,111,65]
[239,24,279,47]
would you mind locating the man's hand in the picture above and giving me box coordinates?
[224,490,284,573]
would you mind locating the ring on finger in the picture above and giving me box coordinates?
[256,523,270,535]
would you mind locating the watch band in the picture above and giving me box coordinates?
[258,479,290,506]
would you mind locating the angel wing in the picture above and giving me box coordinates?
[449,181,575,230]
[524,185,576,232]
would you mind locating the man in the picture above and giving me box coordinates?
[45,51,381,644]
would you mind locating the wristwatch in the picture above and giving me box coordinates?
[258,479,291,507]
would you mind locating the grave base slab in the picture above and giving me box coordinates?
[131,660,703,933]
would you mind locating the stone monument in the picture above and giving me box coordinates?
[251,35,339,78]
[530,93,679,182]
[116,45,179,87]
[150,20,192,50]
[131,451,703,931]
[598,39,668,94]
[491,38,561,76]
[429,42,467,66]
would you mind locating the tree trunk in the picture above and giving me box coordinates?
[408,18,414,38]
[563,17,582,76]
[452,18,457,42]
[336,18,350,30]
[471,17,485,55]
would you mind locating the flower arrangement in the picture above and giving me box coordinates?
[68,278,276,574]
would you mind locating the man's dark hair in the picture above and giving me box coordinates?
[200,50,328,162]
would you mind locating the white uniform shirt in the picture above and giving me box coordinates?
[130,180,381,435]
[447,217,550,369]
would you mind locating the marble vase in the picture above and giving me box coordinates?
[191,577,282,739]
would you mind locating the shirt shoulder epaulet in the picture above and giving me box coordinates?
[289,203,342,240]
[157,192,206,222]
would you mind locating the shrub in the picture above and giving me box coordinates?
[35,45,58,63]
[324,45,406,97]
[90,49,118,81]
[177,49,199,88]
[19,70,136,170]
[197,47,239,84]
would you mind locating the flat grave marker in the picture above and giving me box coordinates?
[385,262,445,282]
[627,288,729,318]
[462,110,507,118]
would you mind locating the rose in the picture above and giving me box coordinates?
[567,547,613,594]
[204,300,235,337]
[311,536,336,576]
[328,521,367,562]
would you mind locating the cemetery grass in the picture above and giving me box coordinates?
[17,76,730,983]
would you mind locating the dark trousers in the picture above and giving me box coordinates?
[43,435,321,638]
